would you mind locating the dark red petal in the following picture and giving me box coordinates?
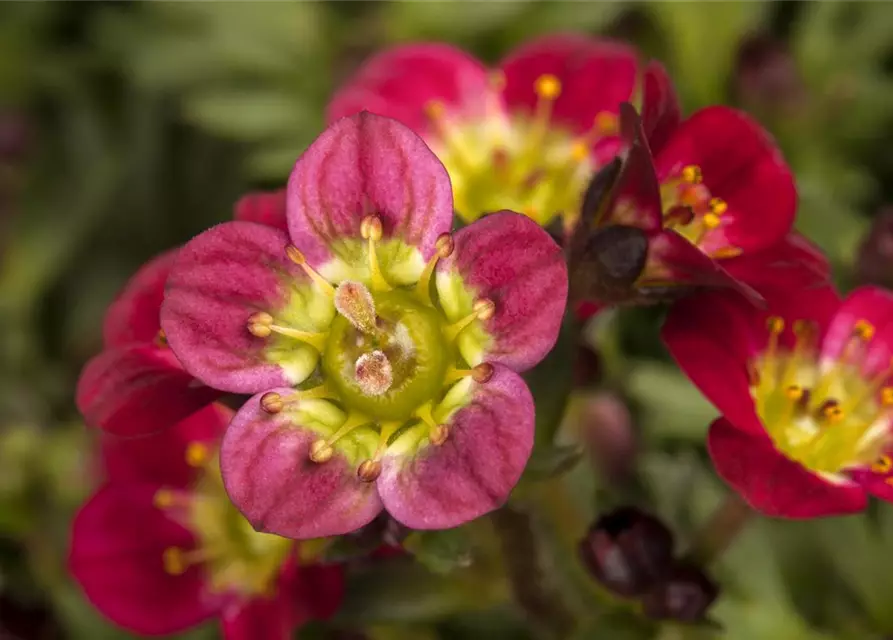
[221,592,292,640]
[639,61,680,154]
[76,346,221,437]
[849,466,893,504]
[707,418,866,518]
[655,106,796,255]
[662,292,764,435]
[326,43,492,136]
[69,484,217,635]
[293,563,345,621]
[101,404,230,487]
[233,189,288,233]
[822,286,893,376]
[103,250,178,349]
[721,233,831,299]
[500,34,639,135]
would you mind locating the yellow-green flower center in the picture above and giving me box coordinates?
[424,73,617,227]
[751,316,893,476]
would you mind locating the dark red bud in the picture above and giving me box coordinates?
[856,208,893,289]
[734,33,806,114]
[579,392,637,484]
[641,563,719,623]
[579,507,675,598]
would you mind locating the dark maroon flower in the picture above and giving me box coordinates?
[641,563,719,623]
[856,208,893,289]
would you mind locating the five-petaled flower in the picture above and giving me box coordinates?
[159,112,568,538]
[327,33,678,228]
[69,404,344,638]
[663,284,893,518]
[569,102,828,318]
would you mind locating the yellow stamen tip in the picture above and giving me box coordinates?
[872,455,892,474]
[247,322,272,338]
[681,165,703,184]
[702,213,721,229]
[882,387,893,406]
[435,233,454,258]
[785,385,804,401]
[472,362,495,383]
[534,74,561,100]
[309,440,334,464]
[260,391,284,414]
[767,316,784,334]
[594,111,619,136]
[285,244,306,265]
[709,197,728,215]
[853,319,875,341]
[570,141,589,163]
[185,442,208,467]
[474,299,496,321]
[424,100,445,120]
[361,215,383,242]
[357,459,382,482]
[153,489,175,509]
[712,246,743,259]
[163,547,186,575]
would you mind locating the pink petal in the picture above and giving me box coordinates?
[161,221,319,394]
[849,466,893,504]
[233,189,288,233]
[655,106,796,255]
[69,484,217,635]
[103,249,177,349]
[639,61,680,155]
[220,390,383,539]
[101,404,230,487]
[378,365,534,529]
[76,346,221,437]
[287,112,454,270]
[662,291,765,436]
[326,43,492,136]
[500,33,639,135]
[707,417,866,518]
[821,286,893,376]
[721,233,831,298]
[438,211,567,372]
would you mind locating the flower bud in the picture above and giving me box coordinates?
[734,33,805,114]
[573,342,602,388]
[579,392,637,484]
[641,563,719,623]
[578,507,675,598]
[856,208,893,289]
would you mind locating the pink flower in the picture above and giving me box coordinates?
[160,112,568,538]
[663,285,893,518]
[69,405,344,638]
[570,104,827,317]
[327,34,678,227]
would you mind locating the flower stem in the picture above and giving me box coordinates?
[685,492,754,566]
[491,506,577,639]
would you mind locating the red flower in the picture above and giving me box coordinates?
[570,103,827,318]
[663,285,893,518]
[327,34,678,227]
[69,405,344,638]
[76,189,287,437]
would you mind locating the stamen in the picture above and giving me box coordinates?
[153,488,178,509]
[361,215,392,292]
[702,213,721,230]
[357,459,382,482]
[444,362,495,385]
[334,281,379,335]
[309,440,334,463]
[154,329,168,348]
[532,74,561,143]
[424,101,475,171]
[308,413,372,463]
[416,233,454,305]
[709,197,728,215]
[285,245,335,297]
[853,319,875,341]
[260,385,333,414]
[416,403,449,446]
[712,246,743,259]
[882,387,893,406]
[185,442,209,467]
[871,454,892,474]
[444,299,496,342]
[594,111,619,137]
[163,547,187,575]
[355,350,393,396]
[785,385,804,401]
[680,165,703,184]
[817,399,844,424]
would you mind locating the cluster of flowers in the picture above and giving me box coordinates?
[71,33,893,636]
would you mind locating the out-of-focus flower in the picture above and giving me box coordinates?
[327,34,678,228]
[664,284,893,518]
[161,112,567,538]
[856,208,893,289]
[734,33,807,115]
[569,104,827,319]
[578,391,638,484]
[69,405,344,639]
[574,341,602,388]
[578,507,675,598]
[641,563,719,623]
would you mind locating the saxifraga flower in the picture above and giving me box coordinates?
[160,112,568,538]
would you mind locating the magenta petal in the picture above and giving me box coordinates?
[76,346,221,437]
[849,466,893,504]
[500,34,638,134]
[101,404,230,487]
[721,233,831,299]
[161,221,318,394]
[439,211,567,371]
[69,484,217,635]
[103,249,177,348]
[287,112,454,269]
[326,43,492,135]
[233,189,288,233]
[639,61,680,154]
[378,366,534,529]
[220,390,383,539]
[707,418,867,518]
[820,286,893,375]
[221,591,292,640]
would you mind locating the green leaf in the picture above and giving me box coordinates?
[403,526,475,575]
[520,445,584,484]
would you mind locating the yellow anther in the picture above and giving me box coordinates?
[445,299,495,342]
[260,392,284,414]
[872,455,893,474]
[767,317,785,334]
[570,141,590,163]
[309,440,334,463]
[681,165,703,184]
[357,459,382,482]
[712,246,743,259]
[285,244,335,297]
[702,213,721,229]
[360,215,383,242]
[534,74,561,100]
[360,215,391,292]
[247,322,272,338]
[473,298,496,321]
[154,329,168,348]
[163,547,186,575]
[709,197,728,215]
[185,442,209,467]
[785,385,804,401]
[594,111,619,136]
[435,233,454,258]
[424,100,446,120]
[820,400,844,423]
[472,362,495,383]
[153,488,176,509]
[882,387,893,406]
[417,234,453,305]
[853,319,875,341]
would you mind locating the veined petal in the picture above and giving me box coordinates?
[161,221,332,394]
[639,61,680,154]
[500,33,638,135]
[101,404,231,487]
[707,417,866,518]
[436,211,567,372]
[76,346,221,437]
[287,112,453,280]
[378,366,534,529]
[820,286,893,376]
[655,106,796,255]
[220,390,383,539]
[103,249,177,348]
[721,233,831,298]
[233,189,288,233]
[326,43,493,135]
[68,484,216,635]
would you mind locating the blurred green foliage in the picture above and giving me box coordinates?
[2,2,893,639]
